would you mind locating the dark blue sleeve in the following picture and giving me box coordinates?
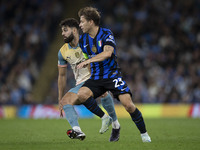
[103,31,116,48]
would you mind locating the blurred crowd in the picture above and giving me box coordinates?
[1,0,200,105]
[0,0,63,105]
[47,0,200,104]
[93,0,200,103]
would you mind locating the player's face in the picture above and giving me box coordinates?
[79,16,91,33]
[61,26,74,43]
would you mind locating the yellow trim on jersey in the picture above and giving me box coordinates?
[60,43,69,59]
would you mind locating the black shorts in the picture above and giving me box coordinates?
[82,77,132,100]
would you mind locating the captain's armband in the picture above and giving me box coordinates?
[82,52,89,59]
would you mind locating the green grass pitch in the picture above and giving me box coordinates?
[0,118,200,150]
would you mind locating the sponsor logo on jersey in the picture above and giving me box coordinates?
[84,44,88,48]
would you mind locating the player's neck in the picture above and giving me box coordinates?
[69,35,79,48]
[89,26,99,38]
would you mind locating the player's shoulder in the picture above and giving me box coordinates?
[79,34,87,41]
[101,27,113,35]
[58,43,69,57]
[79,34,88,47]
[60,43,69,51]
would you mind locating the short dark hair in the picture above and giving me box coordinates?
[59,18,79,29]
[78,7,101,26]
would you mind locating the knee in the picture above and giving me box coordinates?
[123,102,136,113]
[77,91,87,103]
[60,97,71,106]
[60,93,78,106]
[77,88,92,103]
[119,94,136,113]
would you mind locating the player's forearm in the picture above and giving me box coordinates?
[88,51,112,63]
[77,51,112,69]
[58,75,66,101]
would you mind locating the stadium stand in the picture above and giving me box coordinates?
[1,0,200,104]
[92,0,200,103]
[48,0,200,104]
[0,0,63,104]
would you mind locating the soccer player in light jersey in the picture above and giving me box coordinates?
[58,18,120,141]
[77,7,151,142]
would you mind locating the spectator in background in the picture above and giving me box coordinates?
[86,0,200,103]
[47,0,200,104]
[0,0,63,104]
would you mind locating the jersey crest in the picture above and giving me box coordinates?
[75,52,80,58]
[92,45,97,53]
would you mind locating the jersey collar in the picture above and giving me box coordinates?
[89,27,101,39]
[68,43,80,49]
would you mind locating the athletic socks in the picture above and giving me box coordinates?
[83,96,105,118]
[101,93,117,121]
[101,93,120,129]
[112,120,120,129]
[63,104,79,127]
[130,108,147,134]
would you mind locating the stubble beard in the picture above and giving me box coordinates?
[64,32,74,43]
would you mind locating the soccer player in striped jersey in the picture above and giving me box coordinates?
[58,18,120,141]
[77,7,151,142]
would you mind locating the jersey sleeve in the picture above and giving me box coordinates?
[58,50,67,67]
[103,31,116,48]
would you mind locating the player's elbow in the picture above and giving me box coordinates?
[105,51,113,58]
[58,73,66,80]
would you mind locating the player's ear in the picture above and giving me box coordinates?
[89,20,93,26]
[72,27,77,33]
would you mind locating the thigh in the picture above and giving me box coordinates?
[78,86,93,102]
[61,92,81,105]
[105,77,132,100]
[61,83,85,105]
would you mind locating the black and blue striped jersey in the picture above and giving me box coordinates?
[79,27,121,80]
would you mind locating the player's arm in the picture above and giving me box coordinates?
[58,66,67,117]
[58,50,68,102]
[77,45,114,69]
[88,45,113,62]
[58,66,67,102]
[57,50,68,117]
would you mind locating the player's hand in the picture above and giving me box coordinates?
[60,109,63,117]
[77,60,89,69]
[59,102,63,117]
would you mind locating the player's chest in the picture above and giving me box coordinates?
[63,48,83,64]
[84,39,103,55]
